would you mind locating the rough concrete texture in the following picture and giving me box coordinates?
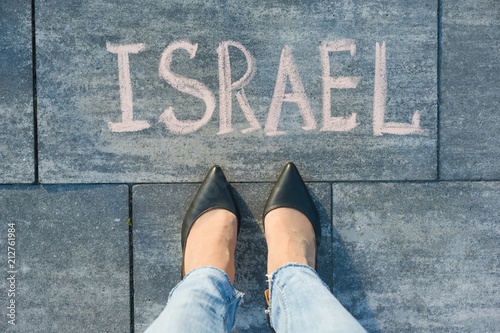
[440,0,500,179]
[331,182,500,332]
[0,185,130,333]
[2,0,500,332]
[0,1,34,183]
[133,181,331,332]
[37,0,436,183]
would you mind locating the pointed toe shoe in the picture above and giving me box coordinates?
[181,165,240,277]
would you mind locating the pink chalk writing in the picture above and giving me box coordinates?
[158,40,216,134]
[106,42,150,132]
[320,39,361,132]
[373,42,429,136]
[265,45,316,136]
[107,40,429,137]
[217,41,260,134]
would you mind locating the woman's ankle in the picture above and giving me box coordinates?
[264,208,316,274]
[183,209,238,282]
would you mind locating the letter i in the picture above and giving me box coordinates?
[106,42,150,132]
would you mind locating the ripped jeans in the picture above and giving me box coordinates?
[144,264,367,333]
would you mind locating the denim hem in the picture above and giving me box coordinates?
[267,263,325,330]
[146,266,244,333]
[270,262,317,279]
[169,266,242,303]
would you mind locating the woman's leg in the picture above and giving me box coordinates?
[268,264,366,333]
[265,208,366,333]
[144,267,243,333]
[145,208,241,333]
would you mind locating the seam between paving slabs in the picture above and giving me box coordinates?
[31,0,39,184]
[128,184,135,333]
[436,0,443,181]
[2,179,500,187]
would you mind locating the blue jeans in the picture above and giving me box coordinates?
[144,264,367,333]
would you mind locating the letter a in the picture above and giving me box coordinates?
[265,45,316,136]
[158,40,216,134]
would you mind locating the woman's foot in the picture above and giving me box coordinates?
[264,207,316,274]
[262,163,320,275]
[181,165,240,281]
[183,209,238,282]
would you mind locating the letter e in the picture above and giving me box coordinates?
[320,39,361,132]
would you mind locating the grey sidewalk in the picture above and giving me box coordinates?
[0,0,499,332]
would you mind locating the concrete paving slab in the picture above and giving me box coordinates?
[331,182,500,332]
[37,0,437,183]
[0,185,129,333]
[440,0,500,179]
[133,181,331,332]
[0,1,34,183]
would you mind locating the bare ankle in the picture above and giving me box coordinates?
[264,208,316,274]
[183,209,238,282]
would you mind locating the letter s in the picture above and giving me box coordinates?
[158,40,216,134]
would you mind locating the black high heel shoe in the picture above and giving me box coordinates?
[181,165,240,277]
[263,162,321,246]
[262,162,321,330]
